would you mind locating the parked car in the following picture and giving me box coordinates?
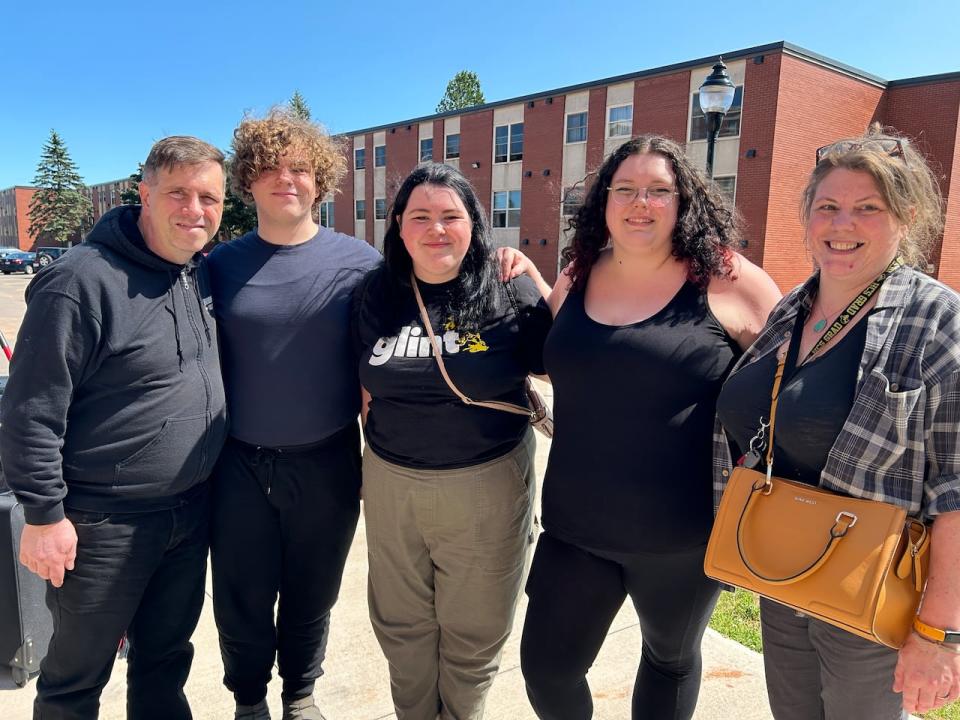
[0,248,20,260]
[0,251,38,275]
[35,246,69,267]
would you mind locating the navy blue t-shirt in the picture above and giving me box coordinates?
[208,227,381,447]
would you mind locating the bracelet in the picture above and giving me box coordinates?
[913,630,960,654]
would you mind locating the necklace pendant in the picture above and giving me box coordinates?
[813,318,827,332]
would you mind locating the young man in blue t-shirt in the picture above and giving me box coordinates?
[207,110,380,720]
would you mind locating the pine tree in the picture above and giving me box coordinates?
[436,71,486,113]
[221,186,258,238]
[289,90,312,121]
[27,130,93,246]
[120,165,144,205]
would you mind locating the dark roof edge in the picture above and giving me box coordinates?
[779,42,887,87]
[0,185,38,192]
[888,71,960,88]
[340,41,954,138]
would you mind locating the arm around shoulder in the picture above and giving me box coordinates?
[709,253,782,351]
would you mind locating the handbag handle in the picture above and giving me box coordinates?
[411,272,534,419]
[735,478,859,584]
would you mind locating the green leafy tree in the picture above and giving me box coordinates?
[27,130,93,246]
[436,71,485,113]
[120,164,144,205]
[289,90,311,120]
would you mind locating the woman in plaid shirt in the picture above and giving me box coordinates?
[715,128,960,719]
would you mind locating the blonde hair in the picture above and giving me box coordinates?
[800,124,944,267]
[230,108,345,210]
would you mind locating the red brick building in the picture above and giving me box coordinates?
[329,41,960,292]
[0,187,38,251]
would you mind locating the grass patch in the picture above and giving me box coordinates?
[708,589,762,652]
[708,590,959,718]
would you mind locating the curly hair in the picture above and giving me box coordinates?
[801,124,944,268]
[382,162,499,331]
[229,108,346,210]
[562,135,738,291]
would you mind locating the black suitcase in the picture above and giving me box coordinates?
[0,490,54,687]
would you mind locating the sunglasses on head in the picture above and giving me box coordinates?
[815,138,909,166]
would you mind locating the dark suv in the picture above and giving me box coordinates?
[35,246,70,267]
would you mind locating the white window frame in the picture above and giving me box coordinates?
[689,86,744,141]
[355,199,366,221]
[565,112,588,144]
[713,175,737,204]
[374,145,386,167]
[492,190,521,228]
[374,198,387,220]
[354,148,366,170]
[493,123,524,164]
[419,138,433,162]
[445,134,460,159]
[320,201,335,227]
[607,104,633,138]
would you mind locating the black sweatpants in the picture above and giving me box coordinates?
[210,424,361,706]
[520,532,720,720]
[36,486,210,720]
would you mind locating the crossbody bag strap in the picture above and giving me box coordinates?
[411,272,532,418]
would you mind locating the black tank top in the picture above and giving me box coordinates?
[542,280,741,552]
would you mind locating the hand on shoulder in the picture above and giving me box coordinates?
[708,252,782,351]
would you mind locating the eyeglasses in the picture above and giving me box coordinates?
[815,138,909,166]
[607,186,678,207]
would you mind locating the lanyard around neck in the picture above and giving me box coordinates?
[802,256,903,363]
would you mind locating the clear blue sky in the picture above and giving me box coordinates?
[1,0,957,188]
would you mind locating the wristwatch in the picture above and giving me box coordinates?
[914,616,960,645]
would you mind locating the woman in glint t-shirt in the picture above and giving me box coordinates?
[352,162,552,720]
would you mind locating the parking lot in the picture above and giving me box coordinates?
[0,274,30,375]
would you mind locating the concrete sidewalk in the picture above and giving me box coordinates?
[0,383,773,719]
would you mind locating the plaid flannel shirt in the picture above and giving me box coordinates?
[712,265,960,521]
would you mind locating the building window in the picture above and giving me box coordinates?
[374,145,386,167]
[714,176,737,204]
[355,148,365,170]
[494,123,524,163]
[375,198,387,220]
[492,190,521,228]
[607,105,632,138]
[419,138,433,162]
[320,201,335,228]
[690,86,743,141]
[566,112,588,143]
[562,186,585,216]
[355,200,366,221]
[445,134,460,159]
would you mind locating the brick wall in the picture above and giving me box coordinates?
[632,71,690,143]
[585,86,608,177]
[15,188,36,251]
[881,80,960,285]
[459,110,494,215]
[364,134,374,241]
[334,139,354,237]
[519,96,566,283]
[385,123,418,207]
[760,53,884,292]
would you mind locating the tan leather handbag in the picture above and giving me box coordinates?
[705,346,930,649]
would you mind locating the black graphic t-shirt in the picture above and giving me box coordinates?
[353,268,551,469]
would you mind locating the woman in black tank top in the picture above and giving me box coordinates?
[518,136,781,720]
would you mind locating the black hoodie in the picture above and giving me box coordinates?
[0,206,228,524]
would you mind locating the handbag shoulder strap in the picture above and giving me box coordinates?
[762,311,805,483]
[411,272,532,418]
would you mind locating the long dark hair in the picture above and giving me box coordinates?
[383,162,498,330]
[562,135,737,291]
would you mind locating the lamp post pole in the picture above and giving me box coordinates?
[699,59,736,181]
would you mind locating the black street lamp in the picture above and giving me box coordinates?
[698,59,736,180]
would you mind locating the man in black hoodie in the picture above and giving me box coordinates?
[0,136,229,719]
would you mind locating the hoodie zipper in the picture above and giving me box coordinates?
[179,266,212,482]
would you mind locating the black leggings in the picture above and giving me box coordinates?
[520,533,720,720]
